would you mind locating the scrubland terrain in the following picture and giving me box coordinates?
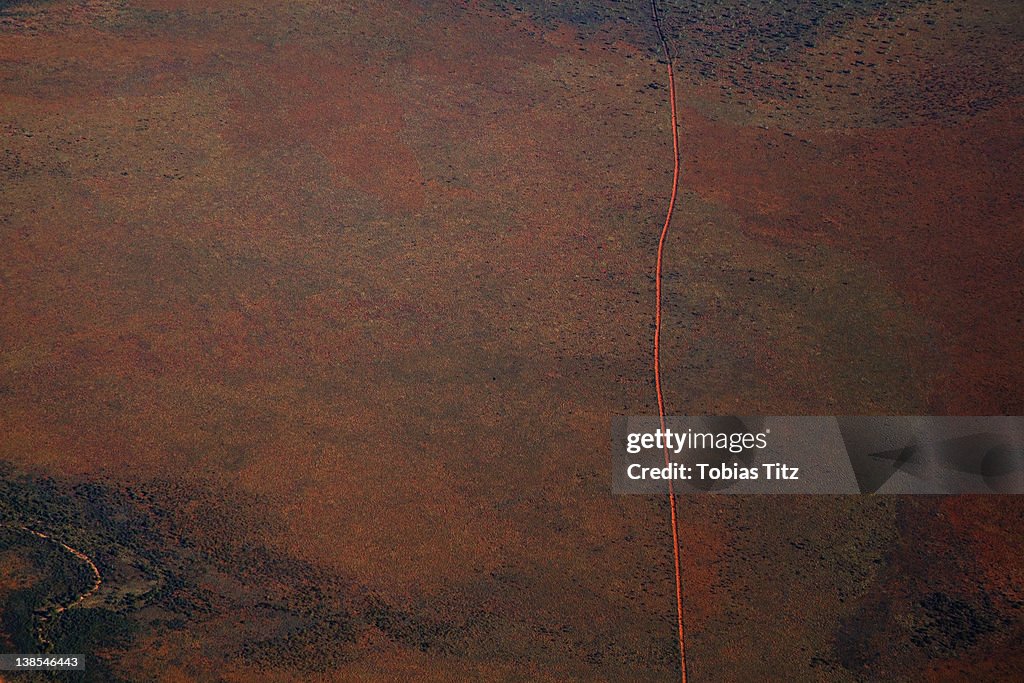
[1,0,1021,679]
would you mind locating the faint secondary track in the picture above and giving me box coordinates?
[12,525,103,649]
[19,526,102,613]
[649,1,688,681]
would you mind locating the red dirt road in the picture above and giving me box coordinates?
[650,0,687,680]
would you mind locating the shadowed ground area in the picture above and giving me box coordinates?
[1,0,1022,680]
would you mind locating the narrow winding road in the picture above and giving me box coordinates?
[20,526,102,614]
[649,1,688,681]
[10,525,103,650]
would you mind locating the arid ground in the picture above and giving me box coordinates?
[1,0,1022,680]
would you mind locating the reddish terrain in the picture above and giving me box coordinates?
[1,0,1022,680]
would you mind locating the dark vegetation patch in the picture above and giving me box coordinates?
[659,0,918,67]
[909,591,998,657]
[832,499,1022,678]
[0,0,41,11]
[0,463,465,675]
[0,527,131,682]
[485,0,1021,126]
